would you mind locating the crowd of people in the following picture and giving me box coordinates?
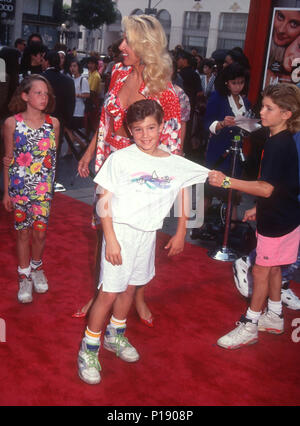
[0,13,299,387]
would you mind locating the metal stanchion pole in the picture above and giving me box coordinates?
[208,134,242,262]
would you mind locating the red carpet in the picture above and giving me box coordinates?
[0,194,300,406]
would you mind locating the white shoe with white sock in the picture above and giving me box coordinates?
[258,310,284,335]
[30,261,48,294]
[217,315,258,350]
[18,266,33,304]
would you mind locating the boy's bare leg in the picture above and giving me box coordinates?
[250,264,271,312]
[268,266,282,302]
[88,289,118,332]
[113,285,136,321]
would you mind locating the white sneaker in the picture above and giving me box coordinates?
[54,182,66,192]
[258,310,284,335]
[233,256,253,298]
[18,275,33,304]
[281,287,300,311]
[31,266,49,294]
[104,325,140,362]
[217,316,258,350]
[78,338,101,385]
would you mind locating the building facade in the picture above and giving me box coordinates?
[0,0,63,47]
[1,0,251,57]
[74,0,251,58]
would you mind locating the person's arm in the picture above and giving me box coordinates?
[2,117,15,212]
[99,188,122,266]
[52,117,60,149]
[165,188,189,257]
[208,170,274,198]
[78,129,98,177]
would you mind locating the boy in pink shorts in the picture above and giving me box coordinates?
[209,83,300,349]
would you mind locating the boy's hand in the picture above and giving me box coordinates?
[2,193,14,212]
[165,234,185,257]
[105,239,122,266]
[243,207,257,222]
[208,170,226,187]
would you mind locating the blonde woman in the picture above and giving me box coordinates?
[75,15,182,326]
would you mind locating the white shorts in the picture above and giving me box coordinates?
[98,222,156,293]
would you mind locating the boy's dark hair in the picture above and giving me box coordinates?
[175,50,194,66]
[28,41,46,57]
[44,50,60,70]
[70,59,83,75]
[14,38,25,48]
[126,99,164,127]
[87,56,98,66]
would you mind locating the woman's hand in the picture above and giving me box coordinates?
[105,238,122,266]
[243,207,257,222]
[2,193,14,212]
[223,116,236,127]
[78,149,93,178]
[208,170,226,187]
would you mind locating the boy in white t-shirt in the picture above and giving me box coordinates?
[77,99,209,385]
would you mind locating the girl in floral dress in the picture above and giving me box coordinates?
[2,75,60,304]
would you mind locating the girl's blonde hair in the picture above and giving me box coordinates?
[122,14,172,96]
[9,74,55,114]
[263,83,300,133]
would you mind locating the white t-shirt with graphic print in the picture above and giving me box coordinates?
[94,144,209,232]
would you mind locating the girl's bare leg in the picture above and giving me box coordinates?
[31,229,47,262]
[17,229,31,269]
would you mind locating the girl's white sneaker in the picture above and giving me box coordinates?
[18,275,33,304]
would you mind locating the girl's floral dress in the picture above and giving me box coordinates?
[8,114,56,230]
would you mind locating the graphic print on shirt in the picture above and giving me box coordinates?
[131,171,174,189]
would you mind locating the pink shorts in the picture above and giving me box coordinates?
[256,226,300,267]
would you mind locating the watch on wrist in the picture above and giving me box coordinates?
[221,176,231,189]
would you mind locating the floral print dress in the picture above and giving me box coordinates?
[8,114,56,230]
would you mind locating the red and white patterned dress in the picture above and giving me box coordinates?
[95,62,182,173]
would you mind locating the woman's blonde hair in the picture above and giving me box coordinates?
[263,83,300,133]
[9,74,55,114]
[122,14,172,96]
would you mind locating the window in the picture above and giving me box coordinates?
[217,13,249,50]
[40,0,54,17]
[184,12,210,31]
[182,12,210,56]
[157,10,171,30]
[219,13,248,33]
[23,0,54,17]
[23,0,39,15]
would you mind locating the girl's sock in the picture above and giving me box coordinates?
[268,299,283,316]
[30,259,43,270]
[246,308,261,324]
[18,265,31,278]
[85,327,101,347]
[110,315,127,329]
